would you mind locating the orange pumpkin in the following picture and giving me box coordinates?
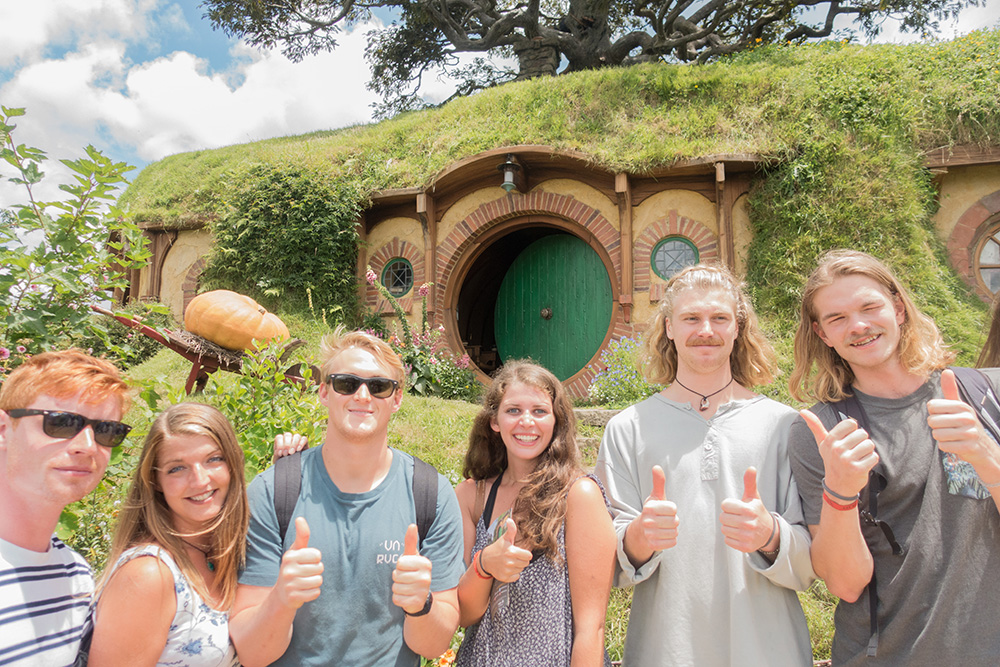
[184,290,290,351]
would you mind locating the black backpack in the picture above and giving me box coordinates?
[821,366,1000,657]
[272,450,439,547]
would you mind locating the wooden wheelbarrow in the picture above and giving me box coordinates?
[90,305,320,394]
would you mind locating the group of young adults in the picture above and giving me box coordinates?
[2,248,999,666]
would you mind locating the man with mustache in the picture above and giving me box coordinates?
[0,350,131,665]
[789,249,1000,665]
[595,264,815,665]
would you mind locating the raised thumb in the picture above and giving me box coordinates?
[941,369,961,401]
[503,517,517,545]
[799,409,830,446]
[742,467,759,502]
[651,465,666,501]
[291,517,310,550]
[403,523,419,556]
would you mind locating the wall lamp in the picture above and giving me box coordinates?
[497,154,522,193]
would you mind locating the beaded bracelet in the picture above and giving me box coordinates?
[758,511,781,557]
[472,550,493,579]
[823,491,858,511]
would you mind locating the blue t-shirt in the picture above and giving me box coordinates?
[240,447,465,667]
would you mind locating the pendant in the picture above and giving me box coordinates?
[207,561,215,572]
[699,397,710,411]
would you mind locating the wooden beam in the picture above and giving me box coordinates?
[715,162,735,268]
[355,213,368,306]
[615,172,634,324]
[417,193,438,327]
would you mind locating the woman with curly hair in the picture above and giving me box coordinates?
[454,361,616,666]
[89,403,250,666]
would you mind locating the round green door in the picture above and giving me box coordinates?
[494,234,612,380]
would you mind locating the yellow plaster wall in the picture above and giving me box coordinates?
[632,189,717,239]
[161,228,214,320]
[366,216,426,266]
[933,164,1000,241]
[439,187,512,242]
[531,179,619,231]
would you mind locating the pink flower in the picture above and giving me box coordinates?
[0,348,9,360]
[16,346,26,354]
[418,283,430,297]
[366,268,377,285]
[437,324,445,332]
[457,354,471,369]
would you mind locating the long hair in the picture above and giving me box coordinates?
[462,361,581,561]
[645,264,776,387]
[977,293,1000,368]
[102,403,249,610]
[790,249,955,402]
[320,324,406,388]
[0,348,130,414]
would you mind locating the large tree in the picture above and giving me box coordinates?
[204,0,978,116]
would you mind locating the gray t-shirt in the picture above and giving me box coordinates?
[241,446,465,667]
[789,369,1000,666]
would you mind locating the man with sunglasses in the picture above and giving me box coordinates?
[789,250,1000,665]
[231,326,464,667]
[0,349,131,665]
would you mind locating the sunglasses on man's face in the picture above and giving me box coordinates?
[6,409,132,448]
[326,373,399,399]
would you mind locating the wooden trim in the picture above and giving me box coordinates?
[616,172,634,323]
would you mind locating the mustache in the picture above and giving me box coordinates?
[685,337,724,347]
[846,328,884,345]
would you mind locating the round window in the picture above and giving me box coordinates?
[382,258,413,297]
[976,224,1000,294]
[652,237,699,280]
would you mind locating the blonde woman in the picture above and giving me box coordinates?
[90,403,249,666]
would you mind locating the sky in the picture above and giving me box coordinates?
[1,0,998,208]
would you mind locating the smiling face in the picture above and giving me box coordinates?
[811,273,906,377]
[490,381,556,469]
[319,346,403,445]
[155,433,231,536]
[0,391,118,516]
[665,288,739,376]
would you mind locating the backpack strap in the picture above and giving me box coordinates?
[950,367,1000,443]
[472,479,487,527]
[274,450,302,544]
[412,455,438,547]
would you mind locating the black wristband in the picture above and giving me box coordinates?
[405,591,433,617]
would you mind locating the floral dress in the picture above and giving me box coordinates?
[103,545,238,667]
[455,474,612,667]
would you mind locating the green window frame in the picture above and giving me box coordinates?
[651,236,699,280]
[382,258,414,297]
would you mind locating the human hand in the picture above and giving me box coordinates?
[479,518,532,583]
[800,409,877,498]
[392,525,433,614]
[276,517,323,610]
[927,369,998,469]
[272,432,309,462]
[720,467,776,553]
[631,465,679,552]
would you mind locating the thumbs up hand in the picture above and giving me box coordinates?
[927,369,997,468]
[479,517,533,583]
[800,408,877,498]
[632,465,680,553]
[720,467,777,553]
[392,524,434,614]
[276,517,324,609]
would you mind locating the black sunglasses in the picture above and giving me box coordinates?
[6,409,132,448]
[326,373,399,398]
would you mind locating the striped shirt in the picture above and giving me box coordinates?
[0,535,93,666]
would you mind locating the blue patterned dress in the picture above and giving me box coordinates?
[103,545,238,666]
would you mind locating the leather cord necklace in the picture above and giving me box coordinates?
[180,538,215,572]
[673,376,735,412]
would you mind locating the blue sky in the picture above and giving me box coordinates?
[1,0,998,206]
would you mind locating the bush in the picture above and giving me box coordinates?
[80,301,176,369]
[202,164,365,322]
[588,337,662,408]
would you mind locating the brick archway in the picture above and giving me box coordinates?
[366,238,426,313]
[181,257,208,313]
[947,189,1000,301]
[635,210,718,301]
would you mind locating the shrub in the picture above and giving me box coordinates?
[588,337,662,408]
[80,301,176,369]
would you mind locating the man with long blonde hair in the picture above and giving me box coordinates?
[0,349,131,665]
[595,264,815,665]
[230,326,464,666]
[789,249,1000,664]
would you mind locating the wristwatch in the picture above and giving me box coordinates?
[405,591,434,617]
